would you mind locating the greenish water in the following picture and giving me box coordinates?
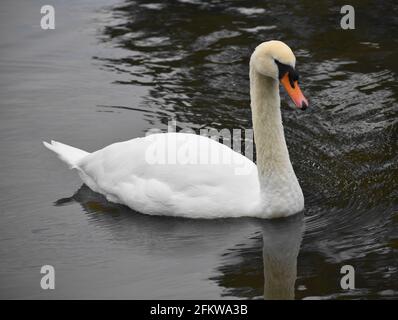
[0,0,397,299]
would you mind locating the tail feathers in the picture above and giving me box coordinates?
[43,140,89,169]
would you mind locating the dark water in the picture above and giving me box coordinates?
[0,0,397,299]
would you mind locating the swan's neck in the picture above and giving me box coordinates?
[250,65,303,215]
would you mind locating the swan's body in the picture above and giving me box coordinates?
[44,40,309,219]
[45,134,261,218]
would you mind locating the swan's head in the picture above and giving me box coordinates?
[250,40,309,110]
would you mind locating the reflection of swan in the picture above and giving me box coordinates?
[44,40,308,219]
[261,214,303,299]
[210,214,303,299]
[58,186,303,299]
[56,185,261,256]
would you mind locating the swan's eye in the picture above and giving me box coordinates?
[275,59,299,88]
[289,70,299,88]
[275,60,289,79]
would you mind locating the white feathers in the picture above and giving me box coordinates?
[79,133,260,218]
[43,140,88,169]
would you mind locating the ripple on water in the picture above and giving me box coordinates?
[89,0,398,299]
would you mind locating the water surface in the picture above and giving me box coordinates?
[0,0,397,299]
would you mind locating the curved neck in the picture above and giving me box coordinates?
[250,64,301,213]
[250,65,293,177]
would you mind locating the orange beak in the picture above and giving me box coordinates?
[280,73,308,110]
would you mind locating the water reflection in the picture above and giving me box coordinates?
[261,215,303,299]
[56,185,261,265]
[57,185,253,242]
[57,185,304,299]
[209,214,303,300]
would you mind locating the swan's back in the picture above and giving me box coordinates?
[76,133,260,218]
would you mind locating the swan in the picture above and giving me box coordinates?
[43,40,309,219]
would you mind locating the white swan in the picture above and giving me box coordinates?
[44,40,309,219]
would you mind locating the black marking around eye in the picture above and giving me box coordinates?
[275,60,299,88]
